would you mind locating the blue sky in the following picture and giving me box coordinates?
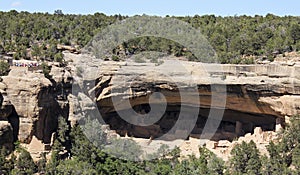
[0,0,299,16]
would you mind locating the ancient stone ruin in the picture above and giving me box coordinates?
[1,52,300,160]
[94,58,300,142]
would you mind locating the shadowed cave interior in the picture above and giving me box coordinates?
[101,103,278,141]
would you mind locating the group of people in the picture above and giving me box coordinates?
[13,61,39,67]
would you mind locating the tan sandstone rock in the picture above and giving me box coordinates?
[2,67,59,144]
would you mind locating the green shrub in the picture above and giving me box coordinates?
[112,55,120,61]
[134,57,146,63]
[229,141,262,174]
[41,62,52,79]
[11,149,37,175]
[0,61,10,76]
[54,52,64,63]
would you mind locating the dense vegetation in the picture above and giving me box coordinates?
[0,10,300,63]
[0,115,299,174]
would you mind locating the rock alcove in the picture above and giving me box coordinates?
[98,84,282,142]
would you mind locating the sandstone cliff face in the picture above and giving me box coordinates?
[94,60,300,117]
[0,89,19,150]
[61,52,300,161]
[66,54,299,140]
[0,52,299,161]
[1,66,71,145]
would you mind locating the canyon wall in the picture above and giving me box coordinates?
[91,58,300,140]
[1,52,300,160]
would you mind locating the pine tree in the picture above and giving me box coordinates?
[0,147,9,175]
[290,24,300,44]
[230,140,261,174]
[292,144,300,174]
[0,61,10,76]
[46,150,60,175]
[11,149,37,175]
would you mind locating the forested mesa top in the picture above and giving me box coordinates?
[0,10,300,64]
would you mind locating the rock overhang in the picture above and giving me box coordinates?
[88,58,300,140]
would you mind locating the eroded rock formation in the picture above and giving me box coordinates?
[1,52,299,161]
[86,56,300,141]
[0,92,18,151]
[0,65,72,148]
[73,55,298,160]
